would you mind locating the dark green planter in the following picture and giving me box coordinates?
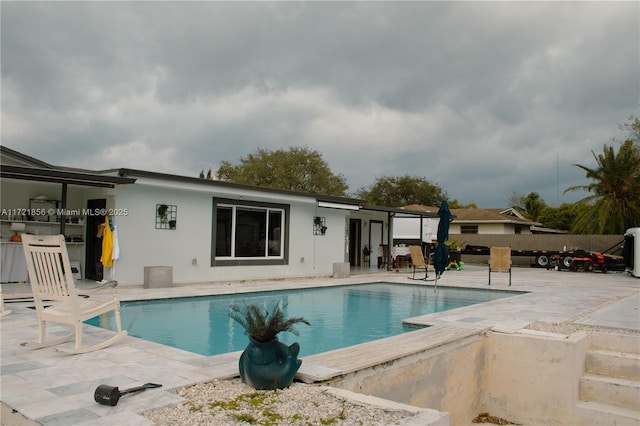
[239,337,302,390]
[449,251,461,263]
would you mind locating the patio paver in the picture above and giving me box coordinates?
[1,265,638,425]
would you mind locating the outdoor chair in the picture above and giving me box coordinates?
[21,234,127,354]
[488,246,512,286]
[379,245,390,269]
[408,245,429,280]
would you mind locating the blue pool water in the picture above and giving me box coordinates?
[88,283,522,357]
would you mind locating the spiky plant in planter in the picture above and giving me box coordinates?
[229,303,309,343]
[229,303,310,390]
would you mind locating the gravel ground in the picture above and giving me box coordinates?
[142,379,413,426]
[142,321,638,426]
[526,321,639,336]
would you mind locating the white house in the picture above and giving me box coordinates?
[449,208,541,235]
[1,147,437,286]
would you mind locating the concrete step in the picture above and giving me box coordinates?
[585,349,640,381]
[575,401,640,426]
[579,374,640,411]
[590,332,640,356]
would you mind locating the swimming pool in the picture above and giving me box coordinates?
[88,283,522,357]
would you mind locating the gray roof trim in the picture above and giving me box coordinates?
[111,169,441,217]
[116,168,367,205]
[361,204,440,218]
[0,146,55,168]
[1,165,136,188]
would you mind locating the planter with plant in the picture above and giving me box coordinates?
[157,204,169,224]
[362,245,372,264]
[313,216,328,235]
[229,303,310,390]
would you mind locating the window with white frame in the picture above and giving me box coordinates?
[212,198,288,265]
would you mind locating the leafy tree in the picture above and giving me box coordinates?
[524,192,547,220]
[536,203,589,231]
[509,192,547,220]
[448,199,477,209]
[216,147,348,196]
[199,167,213,179]
[565,136,640,234]
[620,115,640,148]
[509,192,577,231]
[508,192,527,215]
[355,175,447,207]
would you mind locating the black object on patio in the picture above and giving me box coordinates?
[94,383,162,406]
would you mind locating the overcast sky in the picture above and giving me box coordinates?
[2,1,638,207]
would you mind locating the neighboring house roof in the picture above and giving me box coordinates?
[530,226,568,234]
[400,204,540,226]
[401,204,441,215]
[450,208,540,226]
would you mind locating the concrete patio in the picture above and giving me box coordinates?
[1,264,638,425]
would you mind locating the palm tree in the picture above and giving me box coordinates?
[565,140,640,234]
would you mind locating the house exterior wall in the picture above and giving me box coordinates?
[1,166,393,286]
[450,223,528,235]
[479,223,510,234]
[110,180,357,285]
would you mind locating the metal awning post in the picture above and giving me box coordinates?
[59,183,67,236]
[387,211,394,271]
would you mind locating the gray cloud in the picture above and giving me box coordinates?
[2,1,637,207]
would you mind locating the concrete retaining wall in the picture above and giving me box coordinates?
[481,331,590,425]
[329,330,593,426]
[329,334,485,426]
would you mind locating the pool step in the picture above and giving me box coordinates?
[575,333,640,425]
[585,349,640,381]
[575,401,640,426]
[579,374,640,410]
[590,332,640,357]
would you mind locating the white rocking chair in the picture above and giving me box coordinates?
[21,234,127,354]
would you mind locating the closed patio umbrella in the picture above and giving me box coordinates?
[433,200,451,282]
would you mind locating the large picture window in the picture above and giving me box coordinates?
[212,198,288,266]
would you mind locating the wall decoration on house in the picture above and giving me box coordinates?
[156,204,177,229]
[313,216,327,235]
